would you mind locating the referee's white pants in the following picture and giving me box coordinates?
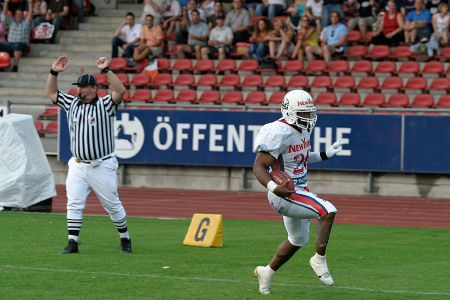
[267,189,337,247]
[66,156,127,222]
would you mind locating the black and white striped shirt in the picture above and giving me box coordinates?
[55,91,116,161]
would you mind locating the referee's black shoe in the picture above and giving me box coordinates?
[61,239,79,254]
[120,238,132,254]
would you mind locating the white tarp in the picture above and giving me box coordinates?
[0,114,56,208]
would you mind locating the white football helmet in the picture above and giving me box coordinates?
[281,90,317,131]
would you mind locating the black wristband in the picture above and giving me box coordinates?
[320,151,328,161]
[101,66,111,73]
[49,69,59,76]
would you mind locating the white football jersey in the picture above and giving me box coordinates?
[254,118,311,189]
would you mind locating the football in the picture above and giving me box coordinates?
[270,170,295,191]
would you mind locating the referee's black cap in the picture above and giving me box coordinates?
[72,74,97,86]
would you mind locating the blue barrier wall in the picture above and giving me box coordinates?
[58,110,449,174]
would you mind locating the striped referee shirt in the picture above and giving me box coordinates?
[55,91,117,161]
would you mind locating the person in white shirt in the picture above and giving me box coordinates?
[201,13,234,59]
[112,12,142,59]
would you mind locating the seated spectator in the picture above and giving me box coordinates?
[291,16,318,60]
[268,17,294,59]
[426,0,446,15]
[140,0,171,25]
[255,0,286,20]
[305,10,348,64]
[225,0,251,43]
[36,0,69,43]
[245,0,261,17]
[207,0,224,30]
[371,0,404,46]
[161,0,181,37]
[305,0,322,32]
[175,0,206,44]
[321,0,344,28]
[347,0,377,40]
[427,2,449,56]
[200,0,215,18]
[133,14,164,62]
[0,0,32,72]
[286,0,307,30]
[112,12,141,60]
[72,0,85,24]
[404,0,432,44]
[177,9,208,59]
[32,0,47,26]
[201,12,233,59]
[248,17,272,60]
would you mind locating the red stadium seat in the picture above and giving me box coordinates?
[238,59,259,73]
[344,45,368,59]
[437,47,450,61]
[436,95,450,108]
[397,61,420,76]
[39,106,58,119]
[0,51,11,69]
[403,77,427,92]
[315,92,337,106]
[221,91,244,104]
[346,30,361,44]
[277,59,303,73]
[362,93,384,107]
[34,121,45,136]
[356,77,379,91]
[428,78,450,92]
[198,90,220,104]
[264,75,285,90]
[153,89,174,103]
[305,59,327,74]
[116,73,129,86]
[217,74,240,88]
[374,61,397,75]
[284,75,309,89]
[380,77,403,91]
[384,93,409,107]
[327,60,349,74]
[130,89,152,102]
[194,59,214,73]
[94,73,108,88]
[128,73,150,88]
[108,58,127,72]
[240,74,263,90]
[195,74,218,89]
[410,94,434,108]
[421,61,444,76]
[338,93,361,106]
[245,91,267,104]
[309,76,332,90]
[148,73,173,88]
[268,91,285,104]
[97,89,108,97]
[45,121,58,135]
[389,46,412,60]
[157,58,170,72]
[68,89,78,96]
[350,60,372,75]
[333,76,355,90]
[172,73,195,88]
[216,59,236,73]
[365,45,390,60]
[175,90,197,103]
[124,58,148,73]
[122,90,131,102]
[172,59,193,73]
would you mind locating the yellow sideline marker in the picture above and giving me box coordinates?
[183,214,223,248]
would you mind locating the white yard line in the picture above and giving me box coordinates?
[1,264,449,297]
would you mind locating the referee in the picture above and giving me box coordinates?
[46,55,132,254]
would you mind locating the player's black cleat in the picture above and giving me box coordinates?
[61,239,79,254]
[120,238,132,254]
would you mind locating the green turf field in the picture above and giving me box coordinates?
[0,212,449,299]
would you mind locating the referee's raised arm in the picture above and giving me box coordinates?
[97,57,126,105]
[46,55,69,103]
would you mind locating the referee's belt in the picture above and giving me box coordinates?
[74,155,113,164]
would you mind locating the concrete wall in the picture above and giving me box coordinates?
[48,155,450,199]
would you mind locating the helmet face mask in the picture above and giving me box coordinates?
[281,90,317,131]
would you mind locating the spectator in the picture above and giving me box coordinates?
[175,0,206,45]
[200,0,215,18]
[140,0,171,25]
[291,17,318,60]
[161,0,182,37]
[286,0,307,30]
[255,0,286,20]
[111,12,141,60]
[321,0,344,28]
[176,9,208,59]
[6,0,28,14]
[133,14,164,63]
[427,2,449,56]
[248,17,272,60]
[32,0,47,26]
[371,0,404,46]
[201,12,233,59]
[0,0,32,72]
[245,0,261,17]
[347,0,377,40]
[207,0,224,30]
[426,0,446,15]
[268,17,294,59]
[38,0,69,43]
[404,0,432,45]
[305,0,322,32]
[225,0,251,43]
[305,10,348,64]
[400,0,415,16]
[72,0,84,23]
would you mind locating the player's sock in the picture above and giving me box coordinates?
[264,265,276,278]
[67,218,82,242]
[114,217,130,239]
